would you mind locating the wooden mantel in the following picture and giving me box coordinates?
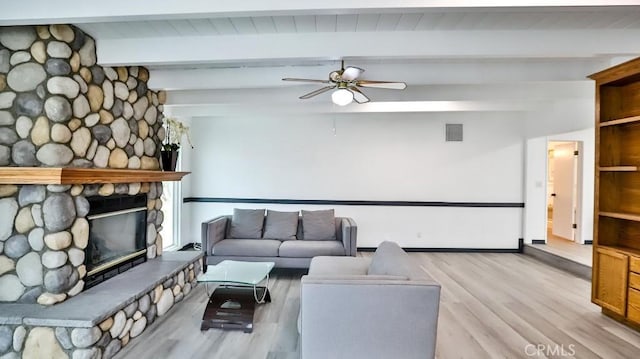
[0,167,190,185]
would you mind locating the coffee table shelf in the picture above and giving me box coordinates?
[197,260,274,333]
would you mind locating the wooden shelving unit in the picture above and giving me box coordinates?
[0,167,190,184]
[590,57,640,330]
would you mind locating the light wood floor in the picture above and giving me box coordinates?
[116,253,640,359]
[544,208,592,266]
[530,229,593,266]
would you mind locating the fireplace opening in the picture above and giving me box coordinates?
[85,194,148,289]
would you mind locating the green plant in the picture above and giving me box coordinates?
[162,117,193,151]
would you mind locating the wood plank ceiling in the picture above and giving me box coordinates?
[78,9,640,39]
[3,2,640,114]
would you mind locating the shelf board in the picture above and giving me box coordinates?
[0,167,190,185]
[600,115,640,127]
[598,244,640,257]
[599,166,639,172]
[599,211,640,222]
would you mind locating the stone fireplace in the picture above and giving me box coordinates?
[0,23,166,305]
[0,25,201,359]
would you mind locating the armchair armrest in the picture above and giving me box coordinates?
[341,217,357,256]
[300,276,440,359]
[201,216,228,258]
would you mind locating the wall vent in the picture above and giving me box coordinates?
[446,124,463,142]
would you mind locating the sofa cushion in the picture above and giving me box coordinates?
[367,241,411,277]
[308,256,370,276]
[301,209,336,240]
[213,239,281,257]
[229,208,265,239]
[279,240,345,258]
[263,210,299,240]
[295,218,342,240]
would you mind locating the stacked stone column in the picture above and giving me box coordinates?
[0,23,201,359]
[1,24,167,305]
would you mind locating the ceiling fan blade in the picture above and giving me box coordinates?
[341,66,365,81]
[356,80,407,90]
[299,85,336,99]
[283,78,331,84]
[348,87,370,104]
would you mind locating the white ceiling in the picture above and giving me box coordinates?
[78,9,640,39]
[2,1,640,115]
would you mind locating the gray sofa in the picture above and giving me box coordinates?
[299,241,441,359]
[201,213,357,269]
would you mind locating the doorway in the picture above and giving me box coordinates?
[524,133,594,269]
[547,141,579,242]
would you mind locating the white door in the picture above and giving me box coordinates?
[551,142,577,241]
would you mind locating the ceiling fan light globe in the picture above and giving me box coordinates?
[332,88,353,106]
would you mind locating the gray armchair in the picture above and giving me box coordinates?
[300,242,441,359]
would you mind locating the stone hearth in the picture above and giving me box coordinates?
[0,252,203,359]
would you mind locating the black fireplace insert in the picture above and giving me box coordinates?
[84,194,148,289]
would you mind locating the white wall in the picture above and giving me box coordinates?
[524,136,549,243]
[181,112,525,248]
[187,202,521,249]
[521,80,595,244]
[173,80,596,250]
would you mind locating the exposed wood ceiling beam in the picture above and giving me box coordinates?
[163,100,559,117]
[161,81,592,116]
[2,1,640,25]
[148,61,606,90]
[97,29,640,67]
[163,82,594,106]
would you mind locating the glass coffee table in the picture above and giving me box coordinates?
[197,260,275,333]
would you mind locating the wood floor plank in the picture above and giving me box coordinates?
[487,304,576,359]
[445,302,529,359]
[504,301,601,359]
[115,253,640,359]
[434,304,490,359]
[601,325,640,355]
[562,321,640,359]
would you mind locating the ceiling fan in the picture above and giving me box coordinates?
[282,60,407,106]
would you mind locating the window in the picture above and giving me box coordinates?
[160,181,178,250]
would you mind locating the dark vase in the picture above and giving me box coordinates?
[161,149,179,171]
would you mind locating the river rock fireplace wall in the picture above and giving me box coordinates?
[0,24,198,359]
[0,24,167,305]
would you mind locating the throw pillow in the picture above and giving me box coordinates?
[367,241,411,277]
[301,209,336,240]
[229,208,265,239]
[263,210,299,240]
